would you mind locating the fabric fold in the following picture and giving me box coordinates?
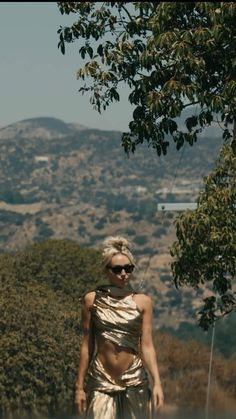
[84,286,152,419]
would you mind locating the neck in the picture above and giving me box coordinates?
[99,283,134,297]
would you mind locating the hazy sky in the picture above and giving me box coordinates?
[0,2,133,131]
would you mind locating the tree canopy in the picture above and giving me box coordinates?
[170,141,236,330]
[0,239,104,418]
[57,2,236,155]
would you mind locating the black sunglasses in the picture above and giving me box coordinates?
[108,264,135,274]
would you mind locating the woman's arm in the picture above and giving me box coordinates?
[75,291,95,415]
[139,294,164,411]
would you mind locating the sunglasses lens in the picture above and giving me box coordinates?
[125,264,134,273]
[111,266,122,274]
[110,265,134,274]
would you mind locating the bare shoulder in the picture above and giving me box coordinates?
[132,293,153,312]
[83,291,96,309]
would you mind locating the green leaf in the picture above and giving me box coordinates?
[57,1,236,158]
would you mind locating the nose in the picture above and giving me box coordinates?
[120,268,127,275]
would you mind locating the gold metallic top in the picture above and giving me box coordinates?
[91,285,142,354]
[86,285,149,395]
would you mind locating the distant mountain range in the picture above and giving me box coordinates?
[0,117,88,140]
[0,117,224,329]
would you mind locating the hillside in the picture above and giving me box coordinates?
[0,117,224,329]
[0,116,87,140]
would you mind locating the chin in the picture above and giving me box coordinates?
[112,281,127,288]
[119,281,128,288]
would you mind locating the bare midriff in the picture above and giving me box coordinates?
[95,335,135,379]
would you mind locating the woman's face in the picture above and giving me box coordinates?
[106,253,134,288]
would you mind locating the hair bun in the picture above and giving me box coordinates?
[101,236,135,268]
[103,236,131,252]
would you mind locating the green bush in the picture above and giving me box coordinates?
[0,239,105,418]
[133,235,147,246]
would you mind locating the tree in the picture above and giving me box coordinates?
[170,141,236,330]
[57,2,236,155]
[12,238,104,299]
[0,239,105,418]
[0,281,79,419]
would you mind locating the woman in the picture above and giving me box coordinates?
[75,236,164,418]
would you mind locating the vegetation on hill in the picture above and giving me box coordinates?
[161,311,236,359]
[155,332,236,413]
[0,118,230,334]
[0,123,222,256]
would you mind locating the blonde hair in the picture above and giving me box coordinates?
[101,236,135,268]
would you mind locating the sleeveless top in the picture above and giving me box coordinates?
[91,285,142,354]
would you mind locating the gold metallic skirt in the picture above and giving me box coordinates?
[84,354,152,419]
